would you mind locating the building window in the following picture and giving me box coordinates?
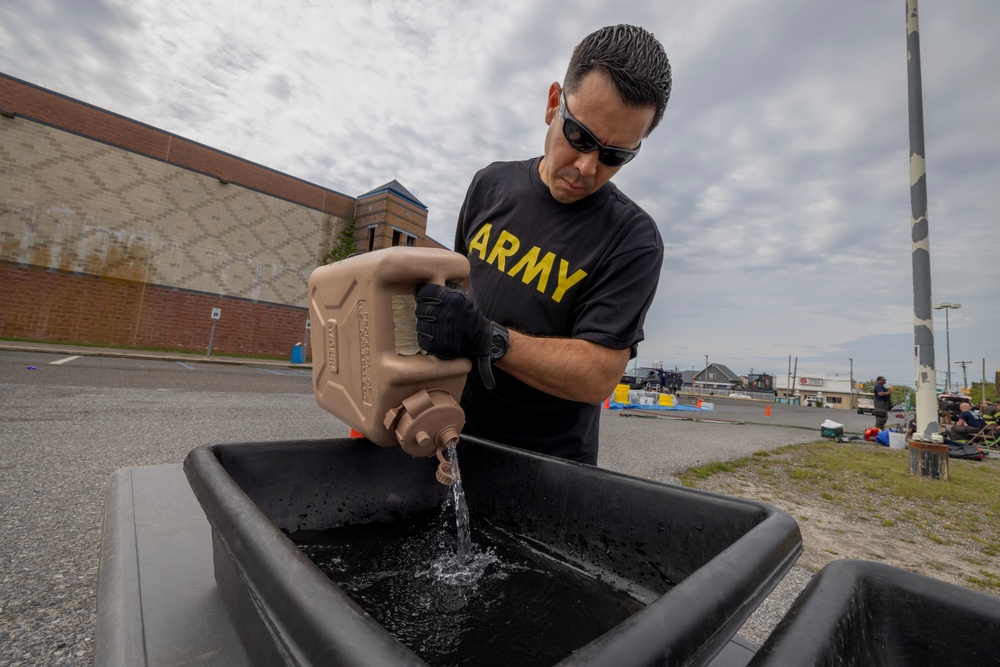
[367,226,376,252]
[390,228,416,247]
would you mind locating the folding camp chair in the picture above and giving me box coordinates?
[967,425,1000,453]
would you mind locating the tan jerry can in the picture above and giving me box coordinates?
[308,247,472,459]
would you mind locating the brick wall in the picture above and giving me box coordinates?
[0,262,308,357]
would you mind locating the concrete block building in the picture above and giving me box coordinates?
[0,73,442,358]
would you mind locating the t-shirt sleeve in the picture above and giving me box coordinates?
[570,221,664,354]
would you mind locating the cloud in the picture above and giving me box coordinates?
[1,0,997,387]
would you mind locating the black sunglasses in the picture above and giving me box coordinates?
[559,92,641,167]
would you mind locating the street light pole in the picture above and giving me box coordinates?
[933,302,961,392]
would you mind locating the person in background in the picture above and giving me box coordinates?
[942,402,986,441]
[980,401,997,426]
[978,401,998,437]
[873,376,892,430]
[415,25,672,465]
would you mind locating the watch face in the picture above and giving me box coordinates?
[491,329,508,361]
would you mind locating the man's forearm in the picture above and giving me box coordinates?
[494,330,630,404]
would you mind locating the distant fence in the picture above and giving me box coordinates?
[682,387,775,401]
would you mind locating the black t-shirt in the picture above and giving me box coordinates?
[454,158,663,464]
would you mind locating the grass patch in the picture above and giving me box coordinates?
[967,570,1000,592]
[680,440,1000,591]
[684,461,735,479]
[682,440,1000,509]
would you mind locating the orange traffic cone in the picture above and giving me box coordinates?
[603,397,611,409]
[765,405,771,417]
[349,427,365,439]
[696,398,703,408]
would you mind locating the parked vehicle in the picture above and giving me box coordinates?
[620,367,661,391]
[938,393,972,422]
[729,393,751,400]
[857,393,875,415]
[660,370,683,394]
[621,367,683,393]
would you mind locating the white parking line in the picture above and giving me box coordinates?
[50,355,81,365]
[255,367,312,377]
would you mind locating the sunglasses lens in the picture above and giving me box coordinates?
[599,149,636,167]
[562,117,597,152]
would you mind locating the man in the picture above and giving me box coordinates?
[872,376,892,429]
[945,402,987,441]
[982,402,998,428]
[416,25,672,465]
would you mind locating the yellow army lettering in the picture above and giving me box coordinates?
[467,223,587,303]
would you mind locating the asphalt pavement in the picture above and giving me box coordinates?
[0,342,899,664]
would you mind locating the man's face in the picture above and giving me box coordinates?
[538,72,655,204]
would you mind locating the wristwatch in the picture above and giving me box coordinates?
[490,322,509,363]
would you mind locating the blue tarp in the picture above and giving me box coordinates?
[609,401,707,412]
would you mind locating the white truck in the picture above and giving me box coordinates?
[857,393,875,415]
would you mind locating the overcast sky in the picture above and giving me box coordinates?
[2,0,997,389]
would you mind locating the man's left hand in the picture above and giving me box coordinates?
[415,283,499,388]
[414,283,491,359]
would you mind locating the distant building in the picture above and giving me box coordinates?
[775,373,857,410]
[684,363,742,393]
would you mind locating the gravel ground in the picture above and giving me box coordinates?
[1,349,882,664]
[0,381,345,666]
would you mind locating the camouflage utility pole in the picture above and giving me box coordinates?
[906,0,947,478]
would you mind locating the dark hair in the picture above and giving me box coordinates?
[564,24,672,136]
[877,376,886,383]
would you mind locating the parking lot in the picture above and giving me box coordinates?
[0,345,891,664]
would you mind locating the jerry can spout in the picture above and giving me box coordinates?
[383,387,464,485]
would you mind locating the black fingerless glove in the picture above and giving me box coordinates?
[415,283,505,389]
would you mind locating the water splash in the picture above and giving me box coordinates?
[446,444,472,564]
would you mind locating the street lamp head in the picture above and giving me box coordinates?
[933,302,961,310]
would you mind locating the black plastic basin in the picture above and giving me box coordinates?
[748,559,1000,666]
[183,436,802,666]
